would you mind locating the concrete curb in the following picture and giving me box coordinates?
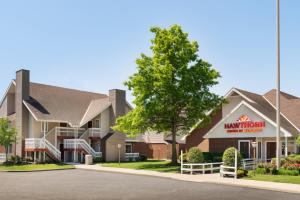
[0,167,75,173]
[75,165,300,194]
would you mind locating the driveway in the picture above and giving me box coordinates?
[0,169,299,200]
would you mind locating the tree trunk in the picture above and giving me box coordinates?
[171,126,177,165]
[5,146,8,163]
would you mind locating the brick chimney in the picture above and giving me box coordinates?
[15,69,30,157]
[109,89,126,125]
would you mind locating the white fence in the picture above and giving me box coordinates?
[0,153,6,162]
[220,149,238,179]
[242,159,256,170]
[125,153,140,161]
[180,150,223,174]
[181,162,223,174]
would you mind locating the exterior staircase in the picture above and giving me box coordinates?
[25,138,61,161]
[64,139,102,158]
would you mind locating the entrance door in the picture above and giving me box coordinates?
[239,140,250,158]
[266,142,276,160]
[60,143,64,161]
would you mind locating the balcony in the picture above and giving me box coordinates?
[53,127,86,138]
[25,138,45,150]
[87,128,102,138]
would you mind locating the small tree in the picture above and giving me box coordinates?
[296,134,300,148]
[113,25,222,164]
[222,147,242,167]
[187,147,204,163]
[0,118,17,162]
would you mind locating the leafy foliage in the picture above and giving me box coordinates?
[222,147,242,167]
[296,134,300,147]
[0,118,17,162]
[113,25,222,163]
[187,147,204,163]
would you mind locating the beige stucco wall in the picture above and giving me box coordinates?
[100,107,110,134]
[28,114,41,138]
[222,96,243,117]
[0,97,7,117]
[105,132,126,162]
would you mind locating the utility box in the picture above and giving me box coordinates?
[85,155,93,165]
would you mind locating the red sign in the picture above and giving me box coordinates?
[224,115,265,133]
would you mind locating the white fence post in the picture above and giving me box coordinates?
[180,150,183,174]
[234,149,238,179]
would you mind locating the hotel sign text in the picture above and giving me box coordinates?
[224,115,265,133]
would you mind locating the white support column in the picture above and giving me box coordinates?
[285,136,288,157]
[294,138,298,154]
[34,151,36,164]
[43,121,46,162]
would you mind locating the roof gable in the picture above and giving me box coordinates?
[204,101,293,139]
[24,82,108,126]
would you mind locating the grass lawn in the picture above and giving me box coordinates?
[101,160,180,173]
[244,174,300,185]
[0,163,75,171]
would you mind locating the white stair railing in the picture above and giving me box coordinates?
[79,128,102,139]
[64,139,102,158]
[44,139,61,160]
[25,138,61,161]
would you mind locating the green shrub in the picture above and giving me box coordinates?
[187,147,204,163]
[222,147,242,167]
[139,155,147,161]
[271,157,286,166]
[237,169,247,178]
[181,153,187,162]
[278,168,299,176]
[10,155,22,165]
[202,152,223,162]
[285,154,300,164]
[93,157,103,163]
[255,167,267,174]
[257,162,277,174]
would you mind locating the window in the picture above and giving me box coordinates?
[257,142,262,159]
[95,119,101,128]
[125,143,132,153]
[41,122,48,133]
[88,121,93,128]
[238,140,250,158]
[281,141,286,156]
[60,123,68,127]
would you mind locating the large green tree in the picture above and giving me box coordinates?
[0,118,17,162]
[114,25,223,164]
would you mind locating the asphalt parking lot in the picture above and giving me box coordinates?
[0,169,299,200]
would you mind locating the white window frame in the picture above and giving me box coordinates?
[95,119,101,128]
[41,121,48,133]
[238,140,251,159]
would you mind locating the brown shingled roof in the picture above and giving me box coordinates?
[24,82,109,126]
[235,88,299,136]
[263,89,300,131]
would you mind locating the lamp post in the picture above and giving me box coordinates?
[251,141,258,176]
[276,0,281,170]
[117,144,122,166]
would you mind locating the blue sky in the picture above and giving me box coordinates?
[0,0,299,104]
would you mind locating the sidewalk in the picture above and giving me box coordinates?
[75,164,300,194]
